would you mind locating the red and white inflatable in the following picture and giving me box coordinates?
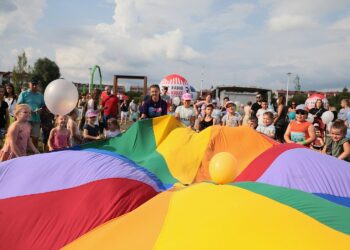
[305,93,329,110]
[159,74,191,99]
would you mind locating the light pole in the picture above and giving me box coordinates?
[286,72,292,103]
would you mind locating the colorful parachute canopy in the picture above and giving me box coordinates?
[2,115,350,249]
[81,116,277,186]
[236,143,350,207]
[81,116,350,202]
[0,150,161,250]
[64,182,350,250]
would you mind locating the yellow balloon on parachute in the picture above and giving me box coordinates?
[209,152,239,184]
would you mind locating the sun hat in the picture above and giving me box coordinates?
[182,93,192,101]
[225,101,235,108]
[86,110,98,118]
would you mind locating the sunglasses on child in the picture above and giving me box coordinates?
[296,110,307,115]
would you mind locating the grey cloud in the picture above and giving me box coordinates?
[0,0,17,13]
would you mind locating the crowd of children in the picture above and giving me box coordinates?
[0,82,349,163]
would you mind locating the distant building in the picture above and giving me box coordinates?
[275,90,339,99]
[0,71,13,84]
[212,85,272,105]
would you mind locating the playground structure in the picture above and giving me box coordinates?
[89,65,103,93]
[89,65,148,96]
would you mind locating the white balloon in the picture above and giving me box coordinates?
[306,113,314,123]
[44,79,79,115]
[173,97,180,106]
[321,111,334,124]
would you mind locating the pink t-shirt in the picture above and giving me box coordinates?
[0,122,31,160]
[50,129,69,150]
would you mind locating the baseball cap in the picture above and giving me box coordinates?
[225,101,235,108]
[182,93,192,101]
[86,110,98,118]
[296,104,307,114]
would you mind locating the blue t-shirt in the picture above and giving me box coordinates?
[142,99,168,118]
[17,90,45,122]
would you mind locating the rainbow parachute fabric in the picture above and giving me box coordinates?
[0,115,350,250]
[64,182,350,250]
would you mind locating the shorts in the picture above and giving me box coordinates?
[121,111,128,119]
[30,122,41,138]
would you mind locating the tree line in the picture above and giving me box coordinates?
[7,51,60,93]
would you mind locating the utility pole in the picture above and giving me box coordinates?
[294,74,301,92]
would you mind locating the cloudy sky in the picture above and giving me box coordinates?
[1,0,350,91]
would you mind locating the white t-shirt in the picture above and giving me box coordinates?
[256,124,275,136]
[338,107,350,121]
[212,108,222,124]
[67,118,81,147]
[5,97,17,116]
[175,106,195,126]
[87,99,94,110]
[105,129,121,139]
[222,112,242,127]
[129,101,138,112]
[256,108,268,125]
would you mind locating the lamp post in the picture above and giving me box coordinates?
[286,72,292,103]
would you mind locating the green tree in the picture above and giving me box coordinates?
[12,51,32,92]
[31,58,60,91]
[289,93,308,106]
[328,91,350,110]
[81,85,87,95]
[125,91,143,103]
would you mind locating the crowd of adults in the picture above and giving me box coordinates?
[0,81,349,162]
